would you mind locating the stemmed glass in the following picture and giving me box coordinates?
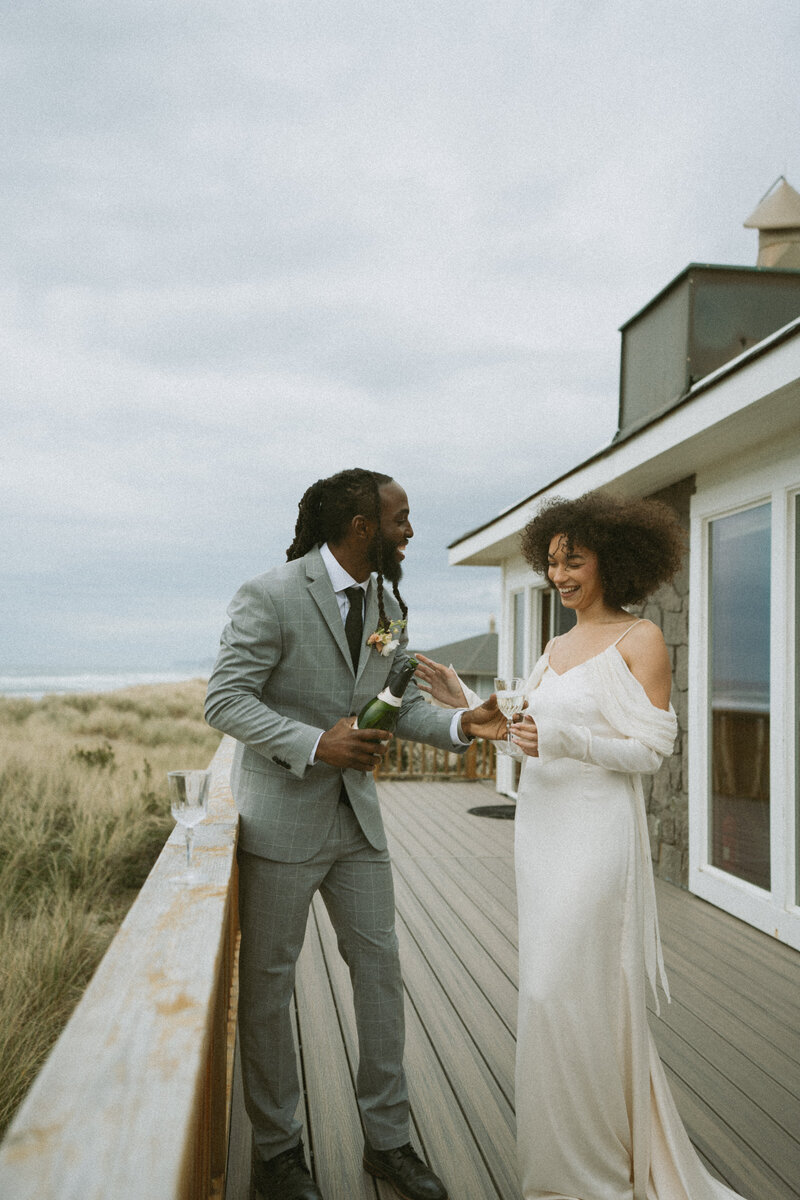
[494,677,526,741]
[167,770,210,880]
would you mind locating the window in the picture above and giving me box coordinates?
[690,460,800,951]
[552,600,577,639]
[796,494,800,905]
[539,587,576,643]
[708,504,771,890]
[540,590,551,658]
[512,590,526,678]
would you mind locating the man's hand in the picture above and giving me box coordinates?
[460,694,512,742]
[414,654,468,708]
[316,717,393,771]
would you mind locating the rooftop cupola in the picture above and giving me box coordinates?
[744,176,800,269]
[614,178,800,442]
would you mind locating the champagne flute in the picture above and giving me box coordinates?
[494,677,526,741]
[167,770,210,878]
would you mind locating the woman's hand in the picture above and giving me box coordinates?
[414,653,468,708]
[510,713,539,757]
[460,694,512,742]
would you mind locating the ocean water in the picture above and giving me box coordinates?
[0,672,207,701]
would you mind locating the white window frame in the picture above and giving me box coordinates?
[496,570,547,797]
[510,588,529,680]
[689,458,800,950]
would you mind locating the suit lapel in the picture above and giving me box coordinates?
[305,548,355,674]
[357,578,380,683]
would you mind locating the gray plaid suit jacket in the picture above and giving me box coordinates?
[205,546,460,861]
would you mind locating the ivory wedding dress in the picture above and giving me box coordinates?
[513,623,748,1200]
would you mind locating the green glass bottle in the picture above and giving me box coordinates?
[355,656,419,731]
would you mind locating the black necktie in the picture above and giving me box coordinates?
[343,587,364,669]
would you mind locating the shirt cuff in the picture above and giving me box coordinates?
[309,732,324,765]
[451,710,473,745]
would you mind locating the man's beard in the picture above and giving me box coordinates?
[368,532,404,584]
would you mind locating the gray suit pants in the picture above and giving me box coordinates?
[237,803,408,1161]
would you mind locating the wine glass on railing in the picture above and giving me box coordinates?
[494,677,526,741]
[167,770,210,880]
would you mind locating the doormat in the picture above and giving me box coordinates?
[468,804,516,820]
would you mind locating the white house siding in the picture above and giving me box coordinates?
[452,321,800,947]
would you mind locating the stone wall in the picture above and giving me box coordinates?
[631,476,694,888]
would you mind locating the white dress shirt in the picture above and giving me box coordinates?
[309,543,469,763]
[320,541,369,623]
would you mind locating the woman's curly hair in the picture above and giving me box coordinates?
[520,491,686,609]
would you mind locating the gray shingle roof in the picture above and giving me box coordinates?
[413,631,498,675]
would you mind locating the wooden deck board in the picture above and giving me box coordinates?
[388,805,518,944]
[655,957,800,1098]
[226,781,800,1200]
[394,906,518,1198]
[308,898,417,1200]
[294,911,381,1197]
[391,862,518,1045]
[391,844,518,990]
[657,993,800,1137]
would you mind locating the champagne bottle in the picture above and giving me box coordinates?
[355,656,419,731]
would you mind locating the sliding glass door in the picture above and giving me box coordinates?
[690,467,800,951]
[708,503,771,890]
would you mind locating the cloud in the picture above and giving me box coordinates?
[2,0,799,669]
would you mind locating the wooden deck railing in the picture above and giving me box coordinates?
[375,736,496,781]
[0,732,493,1200]
[0,737,240,1200]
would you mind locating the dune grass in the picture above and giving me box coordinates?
[0,679,220,1136]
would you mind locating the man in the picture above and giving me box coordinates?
[205,468,501,1200]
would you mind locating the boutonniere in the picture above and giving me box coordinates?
[367,618,406,657]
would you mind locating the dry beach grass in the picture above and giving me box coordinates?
[0,678,218,1135]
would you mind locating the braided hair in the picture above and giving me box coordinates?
[286,468,408,631]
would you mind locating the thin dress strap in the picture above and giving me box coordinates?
[611,618,643,648]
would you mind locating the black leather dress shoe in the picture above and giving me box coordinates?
[253,1141,324,1200]
[363,1141,448,1200]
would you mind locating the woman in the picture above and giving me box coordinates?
[417,492,749,1200]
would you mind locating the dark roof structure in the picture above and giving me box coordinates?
[414,630,498,675]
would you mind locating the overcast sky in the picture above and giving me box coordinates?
[3,0,799,672]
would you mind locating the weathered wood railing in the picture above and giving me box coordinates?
[0,729,493,1199]
[0,736,240,1200]
[375,736,496,781]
